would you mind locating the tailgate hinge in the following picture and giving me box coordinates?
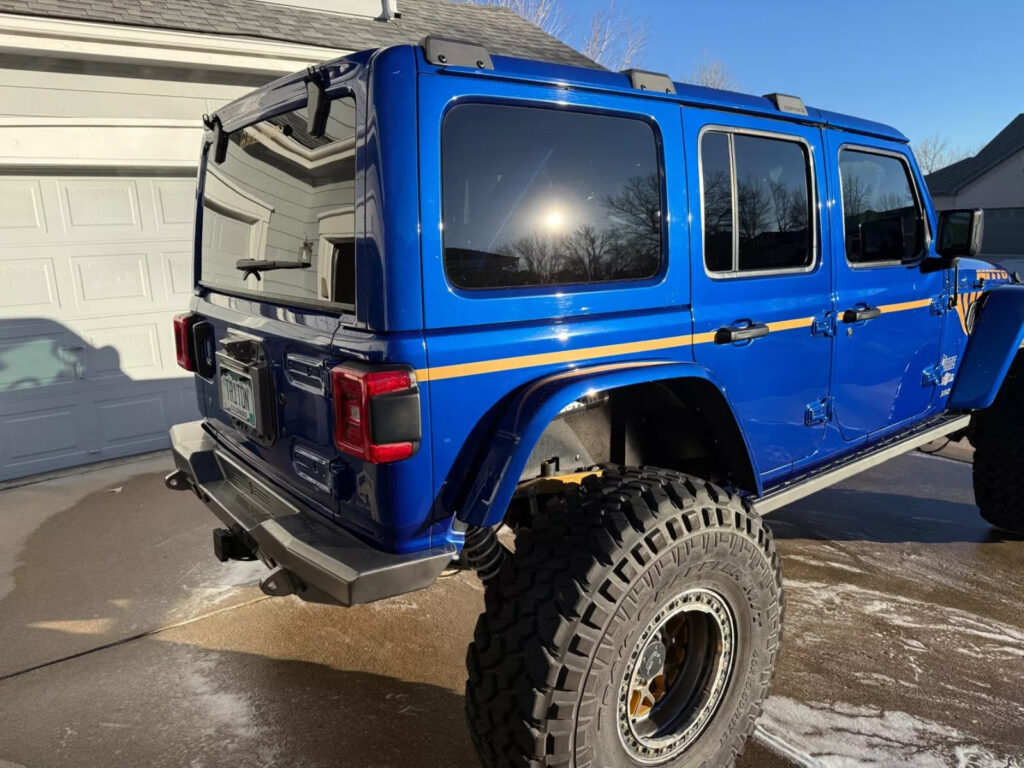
[804,396,833,426]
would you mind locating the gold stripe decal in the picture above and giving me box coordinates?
[878,298,932,314]
[416,301,926,383]
[417,334,693,382]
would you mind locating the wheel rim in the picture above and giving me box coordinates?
[616,588,737,763]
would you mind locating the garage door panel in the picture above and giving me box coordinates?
[70,251,152,309]
[95,391,169,450]
[161,250,194,299]
[0,326,78,395]
[0,399,93,477]
[80,323,162,381]
[0,257,59,311]
[153,180,196,233]
[58,178,143,233]
[0,178,47,237]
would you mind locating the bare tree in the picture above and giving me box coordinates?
[468,0,570,40]
[468,0,647,72]
[580,0,648,72]
[913,133,973,175]
[685,54,738,90]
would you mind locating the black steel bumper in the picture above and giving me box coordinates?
[166,420,455,606]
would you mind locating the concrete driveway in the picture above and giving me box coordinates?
[0,450,1021,767]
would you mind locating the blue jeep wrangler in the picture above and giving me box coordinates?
[165,37,1024,768]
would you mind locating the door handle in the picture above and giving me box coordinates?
[715,322,769,345]
[842,306,881,323]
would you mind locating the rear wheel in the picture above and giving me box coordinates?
[973,354,1024,533]
[465,466,783,768]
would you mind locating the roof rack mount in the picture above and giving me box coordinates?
[421,36,493,70]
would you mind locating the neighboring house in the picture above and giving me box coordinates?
[925,114,1024,269]
[0,0,594,482]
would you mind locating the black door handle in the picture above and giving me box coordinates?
[715,322,769,344]
[842,306,882,323]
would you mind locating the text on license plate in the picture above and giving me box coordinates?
[220,370,256,425]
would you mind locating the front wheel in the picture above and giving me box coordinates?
[973,354,1024,533]
[465,467,783,768]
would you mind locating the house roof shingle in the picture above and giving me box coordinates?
[0,0,599,70]
[925,114,1024,196]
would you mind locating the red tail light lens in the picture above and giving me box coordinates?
[173,313,196,371]
[331,365,418,464]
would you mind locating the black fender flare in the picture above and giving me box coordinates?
[452,360,758,528]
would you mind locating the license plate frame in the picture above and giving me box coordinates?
[219,368,257,427]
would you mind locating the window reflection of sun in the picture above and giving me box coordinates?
[543,208,565,230]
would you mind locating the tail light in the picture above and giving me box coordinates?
[173,313,197,371]
[331,364,420,463]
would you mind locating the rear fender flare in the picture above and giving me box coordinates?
[453,360,757,529]
[950,285,1024,409]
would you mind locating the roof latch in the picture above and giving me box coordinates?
[421,35,493,70]
[621,69,676,94]
[306,66,329,138]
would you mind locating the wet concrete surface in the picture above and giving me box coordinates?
[0,451,1021,767]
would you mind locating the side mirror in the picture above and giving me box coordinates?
[936,208,984,258]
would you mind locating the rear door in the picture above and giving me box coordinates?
[824,134,944,439]
[683,108,834,481]
[193,94,361,522]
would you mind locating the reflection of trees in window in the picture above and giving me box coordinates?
[841,173,871,219]
[840,152,923,264]
[490,173,662,286]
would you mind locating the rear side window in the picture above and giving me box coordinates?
[700,130,814,275]
[200,96,357,306]
[441,104,663,290]
[839,149,925,266]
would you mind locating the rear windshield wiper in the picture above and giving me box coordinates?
[236,259,311,281]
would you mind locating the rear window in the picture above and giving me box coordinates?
[199,96,357,306]
[441,103,663,290]
[701,129,814,275]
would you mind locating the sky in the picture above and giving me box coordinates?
[552,0,1023,153]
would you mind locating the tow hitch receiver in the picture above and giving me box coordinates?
[212,528,256,562]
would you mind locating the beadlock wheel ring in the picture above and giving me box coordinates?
[616,588,737,763]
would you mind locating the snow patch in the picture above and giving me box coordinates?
[757,697,1023,768]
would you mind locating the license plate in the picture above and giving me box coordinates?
[220,369,256,426]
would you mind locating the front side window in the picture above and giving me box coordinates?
[839,149,924,266]
[200,96,357,306]
[701,130,814,275]
[441,104,663,290]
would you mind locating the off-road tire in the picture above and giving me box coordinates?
[972,354,1024,533]
[465,466,783,768]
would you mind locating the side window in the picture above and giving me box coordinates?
[700,130,814,275]
[839,149,925,266]
[441,104,663,290]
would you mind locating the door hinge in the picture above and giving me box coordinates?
[811,311,836,337]
[922,364,955,388]
[931,295,950,314]
[804,396,833,426]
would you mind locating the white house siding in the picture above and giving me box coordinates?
[0,15,343,480]
[931,150,1024,264]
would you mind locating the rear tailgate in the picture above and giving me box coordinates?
[191,85,361,523]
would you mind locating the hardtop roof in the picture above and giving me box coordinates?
[216,44,908,144]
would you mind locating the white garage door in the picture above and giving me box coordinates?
[0,173,202,481]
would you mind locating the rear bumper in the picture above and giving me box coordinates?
[167,420,454,606]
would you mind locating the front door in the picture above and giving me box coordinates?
[683,108,833,480]
[825,134,945,439]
